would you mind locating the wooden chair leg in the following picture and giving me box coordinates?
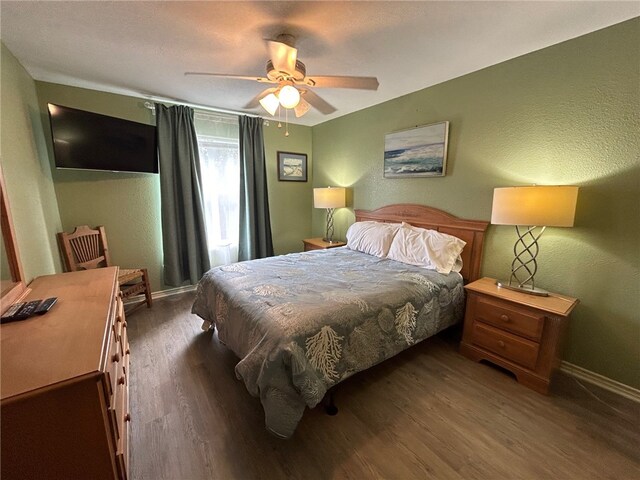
[123,296,146,316]
[141,268,152,308]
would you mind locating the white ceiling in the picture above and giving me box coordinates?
[1,1,638,126]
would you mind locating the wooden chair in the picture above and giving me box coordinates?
[57,225,152,311]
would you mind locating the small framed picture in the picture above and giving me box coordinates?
[277,151,308,182]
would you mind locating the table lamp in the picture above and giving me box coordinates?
[491,185,578,296]
[313,187,346,243]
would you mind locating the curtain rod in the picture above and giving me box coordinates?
[142,98,260,119]
[143,99,270,126]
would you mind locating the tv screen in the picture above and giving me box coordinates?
[48,103,158,174]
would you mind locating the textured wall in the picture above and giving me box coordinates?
[312,19,640,388]
[0,44,62,282]
[264,122,313,255]
[35,83,166,290]
[34,82,312,291]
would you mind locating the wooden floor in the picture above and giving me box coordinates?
[128,293,639,480]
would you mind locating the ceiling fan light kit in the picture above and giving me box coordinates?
[258,93,280,116]
[278,84,300,109]
[185,33,380,131]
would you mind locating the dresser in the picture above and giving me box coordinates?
[302,237,347,251]
[1,267,130,479]
[460,277,578,394]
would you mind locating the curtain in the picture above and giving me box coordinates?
[238,116,274,261]
[156,103,210,286]
[194,112,240,267]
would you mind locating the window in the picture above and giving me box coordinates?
[194,112,240,267]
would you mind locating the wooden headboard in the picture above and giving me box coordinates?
[354,204,489,283]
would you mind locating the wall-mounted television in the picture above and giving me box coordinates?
[48,103,158,174]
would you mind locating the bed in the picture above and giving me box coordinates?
[191,204,488,438]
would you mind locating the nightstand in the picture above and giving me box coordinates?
[460,277,578,394]
[302,237,346,251]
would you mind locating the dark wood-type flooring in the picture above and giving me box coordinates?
[128,293,639,480]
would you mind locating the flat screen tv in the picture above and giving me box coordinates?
[48,103,158,174]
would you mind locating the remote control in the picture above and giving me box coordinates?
[1,302,26,323]
[34,297,58,315]
[13,300,43,320]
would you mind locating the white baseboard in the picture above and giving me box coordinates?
[152,284,197,300]
[123,284,197,304]
[560,361,640,403]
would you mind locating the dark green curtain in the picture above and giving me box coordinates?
[156,103,210,286]
[238,116,274,261]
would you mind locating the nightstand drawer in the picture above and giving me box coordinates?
[476,296,544,341]
[472,322,540,370]
[461,277,578,394]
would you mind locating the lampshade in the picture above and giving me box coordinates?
[259,93,279,116]
[278,85,300,109]
[314,187,346,209]
[491,186,578,227]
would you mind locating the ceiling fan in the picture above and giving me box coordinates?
[185,34,379,118]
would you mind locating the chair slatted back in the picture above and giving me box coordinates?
[57,225,112,272]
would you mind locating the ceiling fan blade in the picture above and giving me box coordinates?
[185,72,275,84]
[294,98,311,118]
[266,40,298,75]
[243,88,278,109]
[303,75,379,90]
[301,89,336,115]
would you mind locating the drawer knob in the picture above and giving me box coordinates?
[124,413,131,422]
[126,348,130,355]
[118,376,125,385]
[112,353,120,363]
[498,340,505,348]
[500,314,510,322]
[124,321,128,328]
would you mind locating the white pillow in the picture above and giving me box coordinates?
[346,221,401,258]
[387,223,466,274]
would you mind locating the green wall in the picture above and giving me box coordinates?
[34,82,313,291]
[35,83,166,290]
[312,19,640,388]
[264,122,314,255]
[0,44,62,282]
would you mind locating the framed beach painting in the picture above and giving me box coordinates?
[383,121,450,178]
[277,151,308,182]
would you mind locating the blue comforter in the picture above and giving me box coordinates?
[191,247,464,437]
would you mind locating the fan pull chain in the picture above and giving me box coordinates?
[285,108,289,137]
[277,104,282,129]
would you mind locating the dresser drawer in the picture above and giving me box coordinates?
[116,293,125,322]
[113,295,125,339]
[115,352,130,480]
[122,321,129,358]
[105,326,122,403]
[114,316,124,344]
[476,296,544,341]
[116,413,130,480]
[472,321,540,370]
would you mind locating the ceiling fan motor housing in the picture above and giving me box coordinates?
[266,59,306,81]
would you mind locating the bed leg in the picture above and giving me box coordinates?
[201,320,213,332]
[324,391,338,416]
